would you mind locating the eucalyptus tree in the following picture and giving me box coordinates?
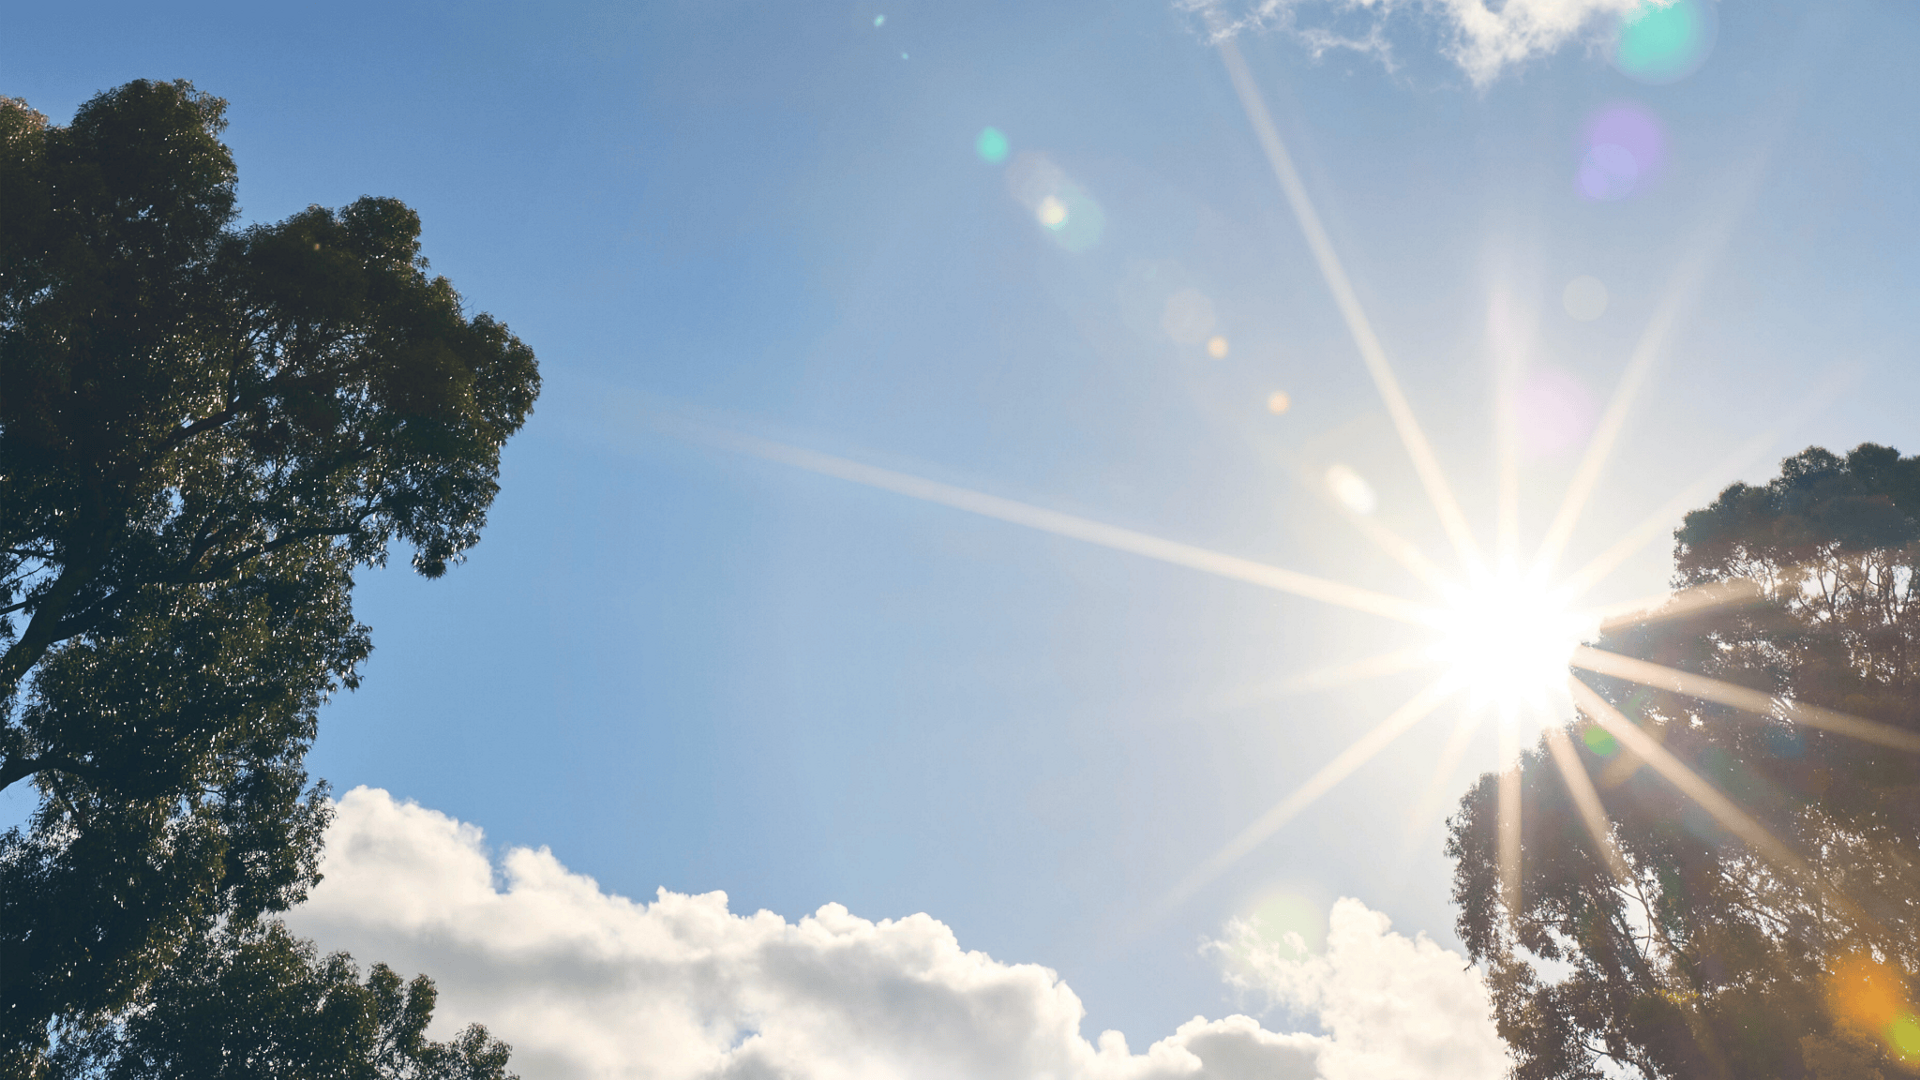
[1448,445,1920,1079]
[49,920,515,1080]
[0,79,538,1069]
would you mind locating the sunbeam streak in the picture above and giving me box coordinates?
[1567,677,1877,931]
[1555,370,1851,605]
[1530,153,1774,585]
[1542,724,1634,886]
[1219,40,1484,577]
[1208,645,1441,710]
[659,416,1445,627]
[1492,301,1524,570]
[1163,677,1456,911]
[1570,645,1920,752]
[1398,709,1485,860]
[1553,429,1785,604]
[1530,276,1692,583]
[1316,482,1462,598]
[1586,578,1765,635]
[1497,709,1523,923]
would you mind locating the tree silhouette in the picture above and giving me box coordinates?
[49,920,514,1080]
[0,80,538,1071]
[1449,445,1920,1079]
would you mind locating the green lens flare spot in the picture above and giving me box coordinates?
[1583,726,1620,757]
[1890,1014,1920,1061]
[873,14,885,27]
[976,127,1009,164]
[1614,0,1716,84]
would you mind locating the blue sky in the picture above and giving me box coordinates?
[9,0,1920,1071]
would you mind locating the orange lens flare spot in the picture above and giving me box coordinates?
[1826,953,1920,1064]
[1206,335,1230,358]
[1266,391,1292,415]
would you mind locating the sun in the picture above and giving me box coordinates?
[1433,571,1590,710]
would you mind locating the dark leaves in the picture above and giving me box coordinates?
[0,79,538,1066]
[47,919,517,1080]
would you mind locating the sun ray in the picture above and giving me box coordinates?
[1493,307,1523,571]
[1553,429,1785,605]
[660,416,1446,628]
[1567,676,1879,931]
[1395,706,1484,863]
[1530,293,1688,583]
[1218,40,1484,577]
[1542,723,1634,886]
[1570,645,1920,752]
[1162,676,1456,912]
[1584,578,1765,635]
[1554,369,1854,607]
[1497,706,1524,922]
[1529,150,1779,586]
[1208,645,1440,710]
[1326,496,1462,598]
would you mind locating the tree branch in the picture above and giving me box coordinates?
[0,749,99,794]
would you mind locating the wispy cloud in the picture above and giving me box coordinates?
[1182,0,1651,84]
[289,788,1505,1080]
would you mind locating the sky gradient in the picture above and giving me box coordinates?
[7,0,1919,1073]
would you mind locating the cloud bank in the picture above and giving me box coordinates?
[288,788,1506,1080]
[1183,0,1652,84]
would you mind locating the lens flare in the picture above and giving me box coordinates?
[1826,953,1920,1066]
[1516,368,1597,455]
[1266,391,1292,415]
[1207,335,1230,358]
[1161,288,1217,345]
[1562,276,1608,321]
[1005,153,1105,251]
[975,127,1009,164]
[1244,890,1325,951]
[1613,0,1717,85]
[1577,105,1664,202]
[1581,725,1619,756]
[1325,465,1376,516]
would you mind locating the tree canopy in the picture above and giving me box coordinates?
[1449,445,1920,1079]
[49,920,514,1080]
[0,79,538,1070]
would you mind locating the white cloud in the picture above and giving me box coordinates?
[1182,0,1652,84]
[1212,899,1512,1080]
[287,788,1504,1080]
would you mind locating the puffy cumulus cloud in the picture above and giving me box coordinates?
[287,788,1500,1080]
[1181,0,1651,84]
[1212,899,1512,1080]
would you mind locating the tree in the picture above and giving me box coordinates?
[0,80,539,1068]
[1448,445,1920,1079]
[47,919,515,1080]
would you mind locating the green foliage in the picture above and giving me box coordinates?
[48,919,516,1080]
[1448,445,1920,1079]
[0,80,539,1066]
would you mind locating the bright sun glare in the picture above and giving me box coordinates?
[1435,574,1589,709]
